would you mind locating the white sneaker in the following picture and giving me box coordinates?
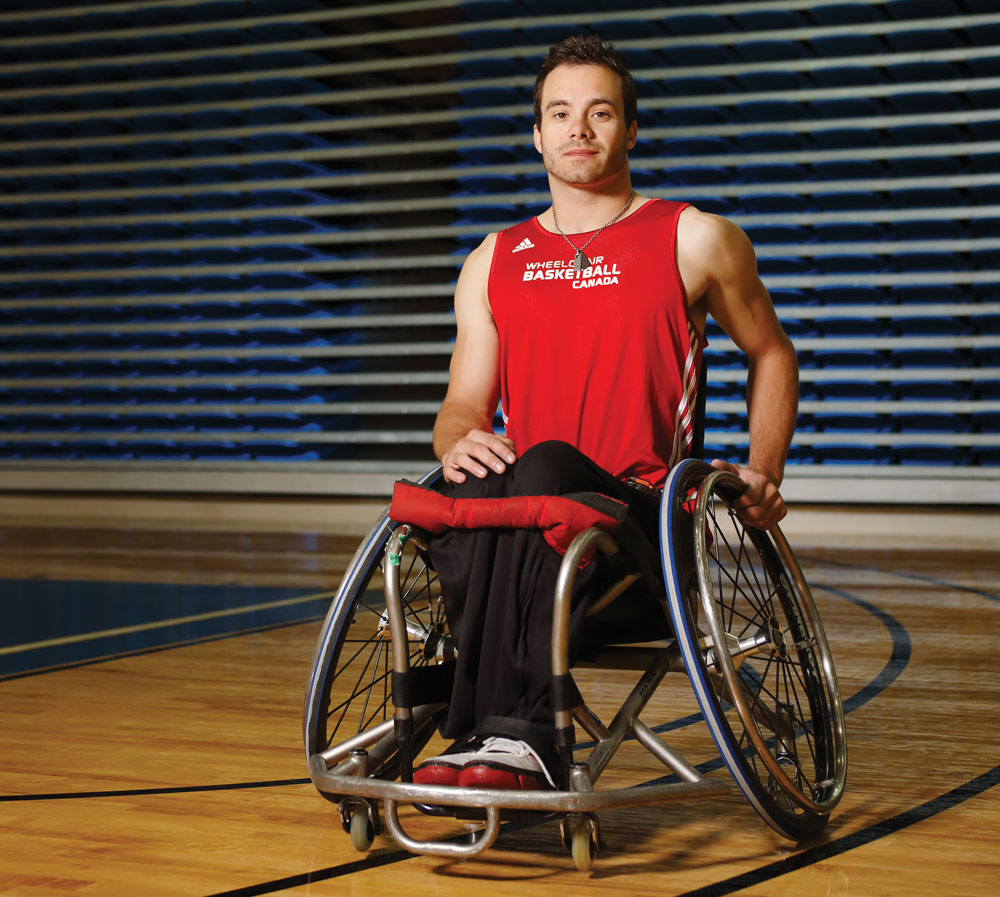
[412,742,484,786]
[457,737,556,790]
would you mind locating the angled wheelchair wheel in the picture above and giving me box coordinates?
[303,468,447,778]
[662,459,847,841]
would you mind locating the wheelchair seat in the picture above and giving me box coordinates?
[302,458,847,869]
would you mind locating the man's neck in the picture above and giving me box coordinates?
[541,173,638,234]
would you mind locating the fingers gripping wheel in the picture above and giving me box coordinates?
[661,460,848,841]
[304,470,449,779]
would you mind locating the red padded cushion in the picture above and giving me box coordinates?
[389,481,627,557]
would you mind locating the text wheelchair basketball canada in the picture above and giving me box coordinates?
[302,458,847,870]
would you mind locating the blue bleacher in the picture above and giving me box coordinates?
[893,348,967,367]
[459,0,520,20]
[894,411,969,432]
[815,445,890,464]
[460,115,524,136]
[813,222,885,242]
[15,442,79,460]
[810,4,885,25]
[735,101,806,125]
[887,91,963,117]
[812,65,885,88]
[886,0,962,16]
[245,441,323,461]
[812,191,885,212]
[810,34,887,58]
[812,128,886,149]
[810,97,888,120]
[661,13,733,36]
[757,256,813,276]
[815,379,893,400]
[809,347,891,369]
[895,445,970,465]
[887,29,964,53]
[736,40,811,63]
[0,0,990,486]
[655,44,738,67]
[735,70,812,92]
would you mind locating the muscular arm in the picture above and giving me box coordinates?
[432,234,517,483]
[678,208,799,529]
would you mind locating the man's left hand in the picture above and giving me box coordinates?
[709,459,787,531]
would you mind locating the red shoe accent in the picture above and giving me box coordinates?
[412,760,462,786]
[457,763,544,791]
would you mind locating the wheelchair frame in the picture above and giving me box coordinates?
[303,458,847,870]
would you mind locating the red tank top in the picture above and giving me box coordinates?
[487,198,705,487]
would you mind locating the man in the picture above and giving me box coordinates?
[411,35,798,791]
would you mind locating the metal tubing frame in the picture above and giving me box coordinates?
[310,755,730,815]
[578,648,674,785]
[551,527,621,734]
[307,522,734,857]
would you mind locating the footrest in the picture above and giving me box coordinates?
[309,753,732,814]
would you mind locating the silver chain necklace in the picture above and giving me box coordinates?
[551,190,636,272]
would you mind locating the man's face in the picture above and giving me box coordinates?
[533,63,637,188]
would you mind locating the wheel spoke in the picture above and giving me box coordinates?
[327,649,391,743]
[707,517,770,632]
[680,463,845,833]
[313,530,451,773]
[357,637,386,734]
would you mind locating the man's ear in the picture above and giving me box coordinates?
[626,120,638,151]
[533,124,543,154]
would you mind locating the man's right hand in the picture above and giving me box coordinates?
[441,429,517,483]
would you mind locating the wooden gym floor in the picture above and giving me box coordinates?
[0,493,997,896]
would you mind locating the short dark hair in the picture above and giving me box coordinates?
[533,34,637,129]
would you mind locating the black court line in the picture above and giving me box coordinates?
[204,847,420,897]
[823,586,913,714]
[2,557,986,894]
[198,764,1000,897]
[184,564,934,896]
[0,778,313,802]
[802,555,1000,605]
[640,583,911,785]
[2,582,908,805]
[671,763,1000,897]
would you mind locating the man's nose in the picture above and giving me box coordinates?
[569,114,594,139]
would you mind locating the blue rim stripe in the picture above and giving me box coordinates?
[659,459,797,837]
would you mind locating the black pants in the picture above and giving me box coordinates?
[427,441,666,763]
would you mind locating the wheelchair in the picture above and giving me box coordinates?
[303,456,847,870]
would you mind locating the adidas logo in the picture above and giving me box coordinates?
[512,237,535,253]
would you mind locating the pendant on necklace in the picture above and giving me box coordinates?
[573,250,591,272]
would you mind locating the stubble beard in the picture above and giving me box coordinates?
[540,138,630,187]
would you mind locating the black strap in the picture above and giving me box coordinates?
[390,662,455,710]
[551,672,583,712]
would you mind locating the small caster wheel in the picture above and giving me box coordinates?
[349,810,375,852]
[571,818,597,872]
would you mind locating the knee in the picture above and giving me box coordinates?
[511,440,592,495]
